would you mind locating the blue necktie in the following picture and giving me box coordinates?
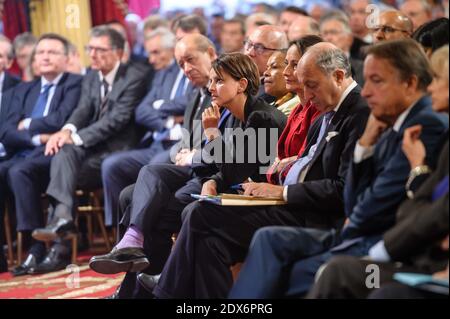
[432,175,449,202]
[174,75,187,98]
[283,111,335,186]
[31,84,54,119]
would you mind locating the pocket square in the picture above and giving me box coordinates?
[326,131,339,142]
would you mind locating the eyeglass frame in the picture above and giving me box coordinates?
[372,25,411,35]
[243,40,282,55]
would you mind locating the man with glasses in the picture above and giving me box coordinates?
[0,33,82,275]
[372,10,413,43]
[244,25,289,103]
[28,27,151,273]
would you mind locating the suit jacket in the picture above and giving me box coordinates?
[286,86,370,230]
[350,58,364,87]
[1,72,82,153]
[0,72,21,140]
[67,63,152,151]
[208,95,287,192]
[342,95,449,240]
[383,138,449,273]
[134,61,196,132]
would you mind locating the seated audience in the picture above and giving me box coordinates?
[152,42,370,299]
[287,16,320,42]
[229,39,448,299]
[29,27,151,272]
[372,10,413,43]
[12,32,37,82]
[101,27,195,227]
[0,34,82,275]
[278,6,308,34]
[400,0,433,31]
[220,18,246,54]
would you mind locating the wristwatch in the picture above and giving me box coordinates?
[406,165,432,199]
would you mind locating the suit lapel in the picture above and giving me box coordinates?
[107,64,127,103]
[184,90,201,133]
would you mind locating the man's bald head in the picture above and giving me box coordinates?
[288,16,320,41]
[245,25,289,76]
[373,10,413,43]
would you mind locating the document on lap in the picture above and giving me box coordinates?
[191,193,287,206]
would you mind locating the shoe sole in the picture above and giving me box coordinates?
[89,257,150,275]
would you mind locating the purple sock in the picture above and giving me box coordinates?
[115,225,144,250]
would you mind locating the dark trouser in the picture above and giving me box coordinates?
[229,226,340,299]
[7,152,52,231]
[153,201,307,299]
[307,256,432,299]
[114,168,203,298]
[101,141,173,227]
[46,144,109,221]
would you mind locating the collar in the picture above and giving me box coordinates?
[0,72,4,89]
[99,61,121,86]
[393,100,417,132]
[334,80,357,113]
[41,72,64,88]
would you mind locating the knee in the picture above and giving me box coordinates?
[101,156,118,179]
[119,184,134,206]
[181,201,206,229]
[7,163,26,186]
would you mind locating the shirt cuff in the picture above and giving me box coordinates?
[169,124,184,141]
[71,132,84,146]
[0,143,7,157]
[63,123,78,134]
[22,118,32,130]
[165,116,175,130]
[283,186,288,202]
[31,135,41,146]
[353,142,375,163]
[368,240,391,262]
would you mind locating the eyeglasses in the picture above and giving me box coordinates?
[84,45,113,54]
[244,40,280,55]
[372,25,410,34]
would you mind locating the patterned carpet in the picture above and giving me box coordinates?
[0,254,124,299]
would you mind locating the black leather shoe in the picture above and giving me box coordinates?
[32,218,77,242]
[137,273,160,293]
[89,247,149,274]
[27,248,70,275]
[11,254,39,277]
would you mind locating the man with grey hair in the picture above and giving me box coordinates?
[153,42,370,299]
[400,0,432,31]
[244,25,289,103]
[320,10,365,85]
[13,32,37,81]
[100,27,196,228]
[287,15,321,41]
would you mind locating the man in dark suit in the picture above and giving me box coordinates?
[151,43,370,299]
[0,34,82,274]
[229,39,448,299]
[30,27,151,262]
[101,27,196,227]
[308,139,449,299]
[0,34,21,159]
